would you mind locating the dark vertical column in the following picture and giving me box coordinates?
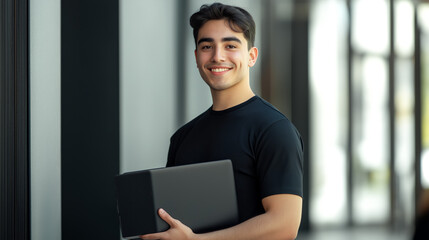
[176,0,188,127]
[261,0,273,102]
[15,0,30,237]
[291,0,310,232]
[413,4,422,217]
[0,1,15,239]
[0,0,30,239]
[61,0,120,239]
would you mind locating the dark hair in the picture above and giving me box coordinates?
[190,3,256,49]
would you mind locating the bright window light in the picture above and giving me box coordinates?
[422,150,429,188]
[395,0,414,57]
[309,0,348,226]
[352,0,389,55]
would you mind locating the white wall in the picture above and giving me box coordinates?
[120,0,178,172]
[30,0,62,239]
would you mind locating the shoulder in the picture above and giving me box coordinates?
[247,97,298,133]
[249,97,303,150]
[254,96,285,116]
[246,97,287,122]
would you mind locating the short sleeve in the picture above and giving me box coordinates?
[255,119,304,199]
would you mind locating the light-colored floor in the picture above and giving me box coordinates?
[297,227,413,240]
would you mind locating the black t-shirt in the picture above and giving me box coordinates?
[166,96,303,222]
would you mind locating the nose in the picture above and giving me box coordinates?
[211,46,225,62]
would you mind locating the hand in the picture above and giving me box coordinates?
[140,208,197,240]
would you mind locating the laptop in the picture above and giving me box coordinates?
[115,159,239,239]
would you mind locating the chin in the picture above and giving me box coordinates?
[204,77,242,92]
[209,82,239,92]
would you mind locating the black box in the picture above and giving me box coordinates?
[115,160,239,239]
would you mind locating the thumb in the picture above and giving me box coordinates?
[158,208,178,227]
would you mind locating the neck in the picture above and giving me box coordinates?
[210,84,255,111]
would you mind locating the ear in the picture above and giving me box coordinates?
[248,47,258,67]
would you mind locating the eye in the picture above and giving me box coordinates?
[226,45,237,49]
[201,45,212,50]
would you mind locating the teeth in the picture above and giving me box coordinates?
[211,68,229,72]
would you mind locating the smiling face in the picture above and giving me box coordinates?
[194,19,258,94]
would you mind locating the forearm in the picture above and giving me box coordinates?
[141,195,302,240]
[196,211,299,240]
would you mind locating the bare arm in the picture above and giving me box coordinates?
[140,194,302,240]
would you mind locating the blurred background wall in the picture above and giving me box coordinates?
[2,0,428,239]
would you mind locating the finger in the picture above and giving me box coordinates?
[158,208,177,227]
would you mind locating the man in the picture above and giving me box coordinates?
[141,3,303,240]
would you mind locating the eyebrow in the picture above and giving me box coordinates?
[197,37,242,45]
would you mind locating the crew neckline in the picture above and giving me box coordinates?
[209,96,259,115]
